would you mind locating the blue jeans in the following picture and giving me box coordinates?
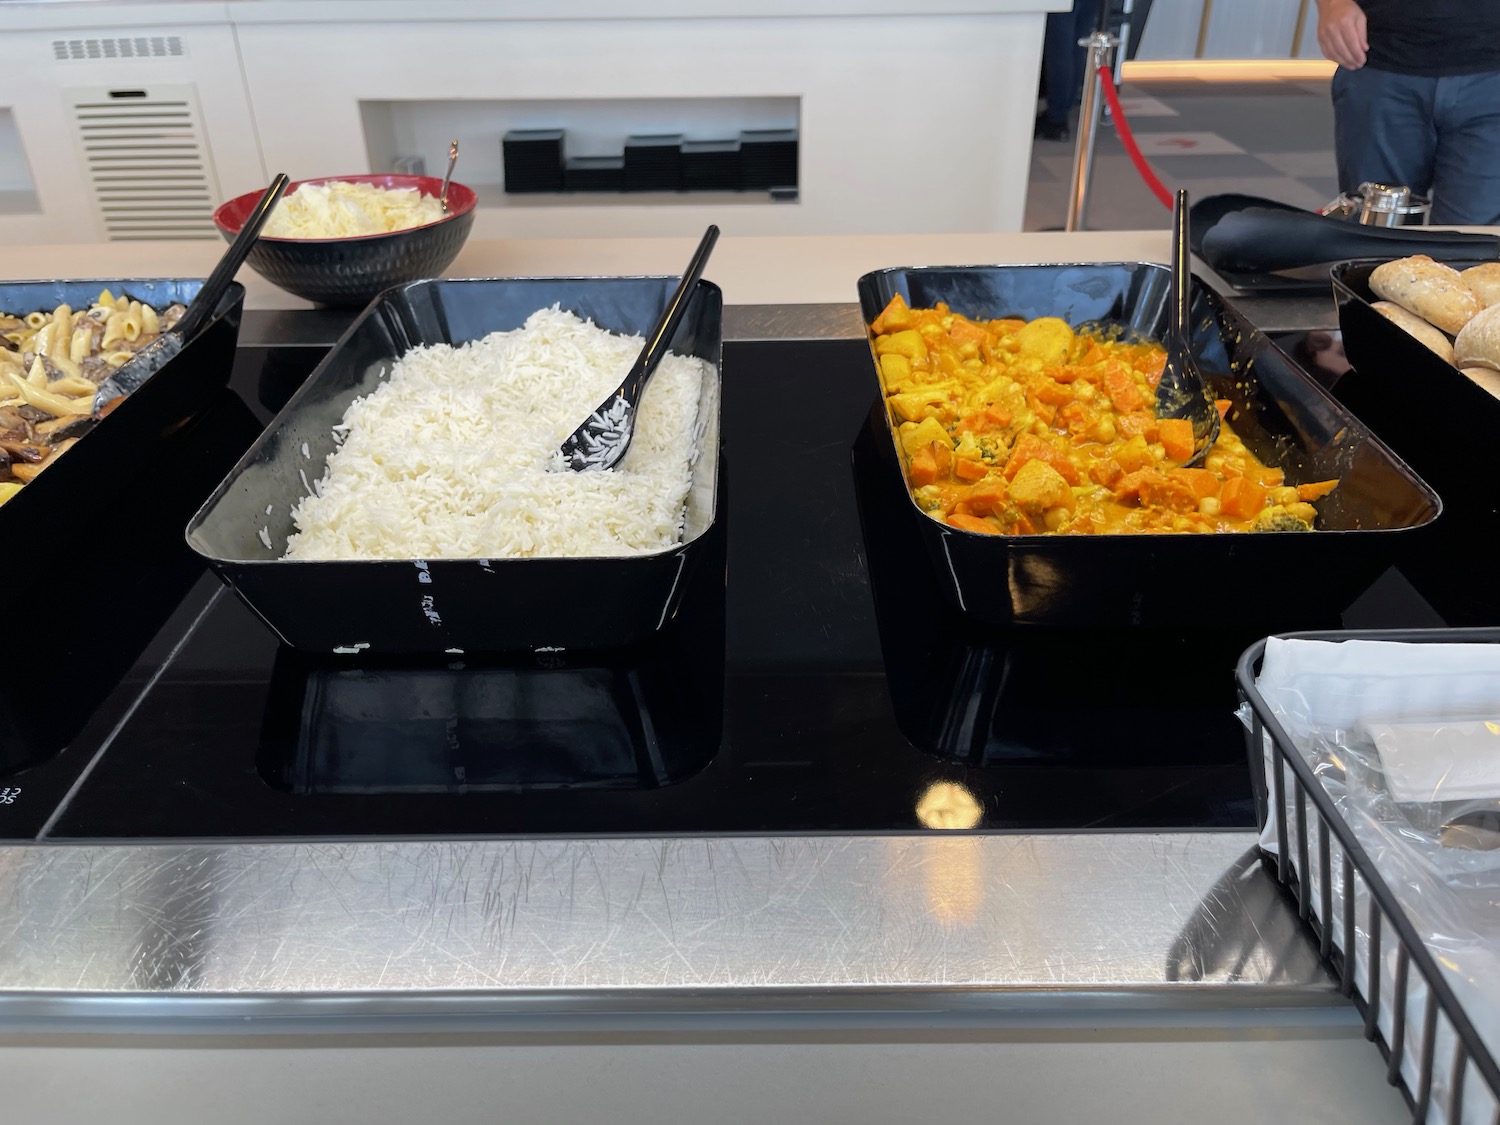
[1333,65,1500,225]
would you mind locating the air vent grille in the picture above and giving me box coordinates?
[68,85,220,241]
[54,37,185,61]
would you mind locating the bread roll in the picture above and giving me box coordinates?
[1454,302,1500,370]
[1460,367,1500,400]
[1370,254,1482,335]
[1372,300,1456,364]
[1461,263,1500,307]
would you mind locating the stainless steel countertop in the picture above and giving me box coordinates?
[0,832,1334,1031]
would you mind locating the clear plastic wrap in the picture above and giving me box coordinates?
[1246,636,1500,1125]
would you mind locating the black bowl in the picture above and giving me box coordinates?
[214,174,477,307]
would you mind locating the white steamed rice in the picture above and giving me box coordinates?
[284,306,706,560]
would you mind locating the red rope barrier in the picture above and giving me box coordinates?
[1096,64,1173,211]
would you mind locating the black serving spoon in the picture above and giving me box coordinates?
[92,172,289,416]
[555,224,719,472]
[1156,189,1219,467]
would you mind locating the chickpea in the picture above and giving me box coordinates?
[1074,380,1096,402]
[1089,417,1116,444]
[958,342,979,360]
[1199,496,1221,517]
[1043,506,1070,531]
[1270,486,1300,506]
[1204,452,1227,473]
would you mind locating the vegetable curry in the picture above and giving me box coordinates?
[871,295,1338,535]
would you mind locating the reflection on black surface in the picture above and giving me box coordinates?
[0,391,264,779]
[261,620,723,796]
[1277,329,1353,393]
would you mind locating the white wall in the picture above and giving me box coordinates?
[0,18,263,246]
[0,2,1063,244]
[233,13,1047,239]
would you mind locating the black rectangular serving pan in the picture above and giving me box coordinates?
[1,279,244,773]
[1332,259,1500,625]
[856,263,1441,628]
[0,279,244,526]
[187,276,722,655]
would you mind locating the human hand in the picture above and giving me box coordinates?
[1317,0,1368,69]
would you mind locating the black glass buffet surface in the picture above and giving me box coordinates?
[0,333,1450,841]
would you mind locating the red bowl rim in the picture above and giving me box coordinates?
[213,173,478,244]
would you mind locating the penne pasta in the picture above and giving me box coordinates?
[47,353,83,382]
[70,326,93,365]
[47,374,97,397]
[101,311,125,349]
[1,287,182,495]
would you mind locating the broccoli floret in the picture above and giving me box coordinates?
[1252,505,1314,533]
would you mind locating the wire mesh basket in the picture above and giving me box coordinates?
[1238,627,1500,1125]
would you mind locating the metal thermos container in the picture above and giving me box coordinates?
[1357,182,1431,227]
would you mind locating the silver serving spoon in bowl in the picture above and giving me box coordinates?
[555,223,719,472]
[439,140,459,213]
[1155,188,1220,467]
[92,172,289,416]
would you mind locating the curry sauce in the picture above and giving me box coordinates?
[872,296,1337,536]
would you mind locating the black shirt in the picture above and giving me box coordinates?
[1360,0,1500,76]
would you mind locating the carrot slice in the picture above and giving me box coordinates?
[1158,417,1195,463]
[1136,350,1167,385]
[965,477,1009,516]
[1215,399,1233,418]
[1103,365,1148,412]
[1004,432,1080,485]
[948,513,1001,535]
[1297,479,1340,501]
[1168,468,1220,500]
[953,458,989,482]
[1220,476,1268,519]
[909,446,938,487]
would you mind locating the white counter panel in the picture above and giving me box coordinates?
[233,13,1045,239]
[0,20,264,245]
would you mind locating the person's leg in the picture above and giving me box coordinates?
[1332,66,1438,197]
[1062,0,1099,115]
[1430,71,1500,225]
[1043,8,1081,129]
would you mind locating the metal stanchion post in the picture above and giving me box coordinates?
[1064,29,1120,233]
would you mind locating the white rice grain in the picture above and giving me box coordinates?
[284,306,705,561]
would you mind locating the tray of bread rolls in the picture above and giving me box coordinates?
[1332,257,1500,626]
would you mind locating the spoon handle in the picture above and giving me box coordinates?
[439,140,459,212]
[177,172,289,341]
[1171,188,1190,340]
[627,224,720,395]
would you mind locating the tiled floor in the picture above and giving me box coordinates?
[1026,76,1339,231]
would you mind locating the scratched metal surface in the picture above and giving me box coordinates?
[0,832,1333,1020]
